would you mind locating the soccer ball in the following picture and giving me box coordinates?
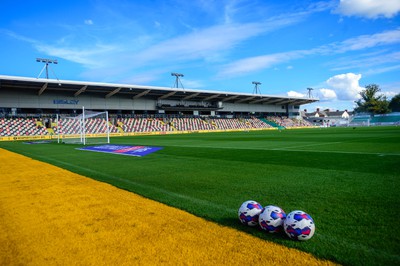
[283,210,315,241]
[259,205,286,233]
[238,200,263,226]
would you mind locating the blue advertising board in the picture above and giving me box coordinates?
[77,145,163,157]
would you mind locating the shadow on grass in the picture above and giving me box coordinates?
[217,217,293,243]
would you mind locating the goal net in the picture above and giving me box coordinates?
[57,107,110,145]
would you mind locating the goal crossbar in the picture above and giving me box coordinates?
[57,107,110,145]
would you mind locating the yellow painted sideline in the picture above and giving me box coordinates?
[0,148,336,265]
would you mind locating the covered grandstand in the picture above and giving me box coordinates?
[0,75,318,140]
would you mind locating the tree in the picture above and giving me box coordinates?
[389,93,400,112]
[354,84,391,114]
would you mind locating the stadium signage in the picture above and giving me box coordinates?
[77,145,163,157]
[53,99,79,105]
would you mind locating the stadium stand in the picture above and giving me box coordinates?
[56,117,119,135]
[0,75,320,140]
[1,115,317,139]
[116,116,274,133]
[370,114,400,124]
[117,117,174,133]
[265,116,313,128]
[172,117,215,131]
[348,113,400,126]
[0,117,48,136]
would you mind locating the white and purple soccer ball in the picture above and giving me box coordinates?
[258,205,286,233]
[283,210,315,241]
[238,200,263,226]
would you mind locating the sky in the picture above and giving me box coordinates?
[0,0,399,112]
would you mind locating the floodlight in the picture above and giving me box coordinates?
[252,81,262,94]
[307,88,314,98]
[171,72,184,77]
[171,72,184,89]
[36,58,61,85]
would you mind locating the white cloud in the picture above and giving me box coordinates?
[319,88,337,100]
[2,29,37,44]
[326,73,363,100]
[223,1,240,24]
[335,0,400,19]
[7,1,320,76]
[218,50,308,77]
[304,100,358,112]
[181,79,204,89]
[118,69,167,85]
[328,51,400,71]
[130,22,267,66]
[364,64,400,75]
[35,43,119,68]
[305,73,400,111]
[332,28,400,53]
[84,19,93,25]
[287,91,305,97]
[380,81,400,98]
[218,28,400,77]
[129,9,314,69]
[11,1,399,83]
[382,91,399,99]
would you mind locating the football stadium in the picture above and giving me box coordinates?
[1,74,399,265]
[0,74,317,141]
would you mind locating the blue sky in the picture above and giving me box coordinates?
[1,0,399,111]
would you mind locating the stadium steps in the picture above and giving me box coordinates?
[36,120,44,127]
[46,128,55,135]
[370,115,400,123]
[169,122,178,131]
[351,117,370,122]
[260,118,285,130]
[115,121,125,133]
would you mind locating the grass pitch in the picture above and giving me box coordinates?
[0,149,334,265]
[1,126,399,265]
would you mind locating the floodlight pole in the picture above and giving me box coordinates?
[171,72,184,90]
[252,81,261,95]
[307,88,314,98]
[36,58,58,79]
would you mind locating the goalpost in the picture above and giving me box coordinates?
[57,107,110,145]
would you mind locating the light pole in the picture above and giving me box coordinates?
[307,88,314,98]
[252,81,261,94]
[171,72,184,89]
[36,58,58,79]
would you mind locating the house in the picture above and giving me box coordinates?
[302,109,353,126]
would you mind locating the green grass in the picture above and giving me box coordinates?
[1,126,399,265]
